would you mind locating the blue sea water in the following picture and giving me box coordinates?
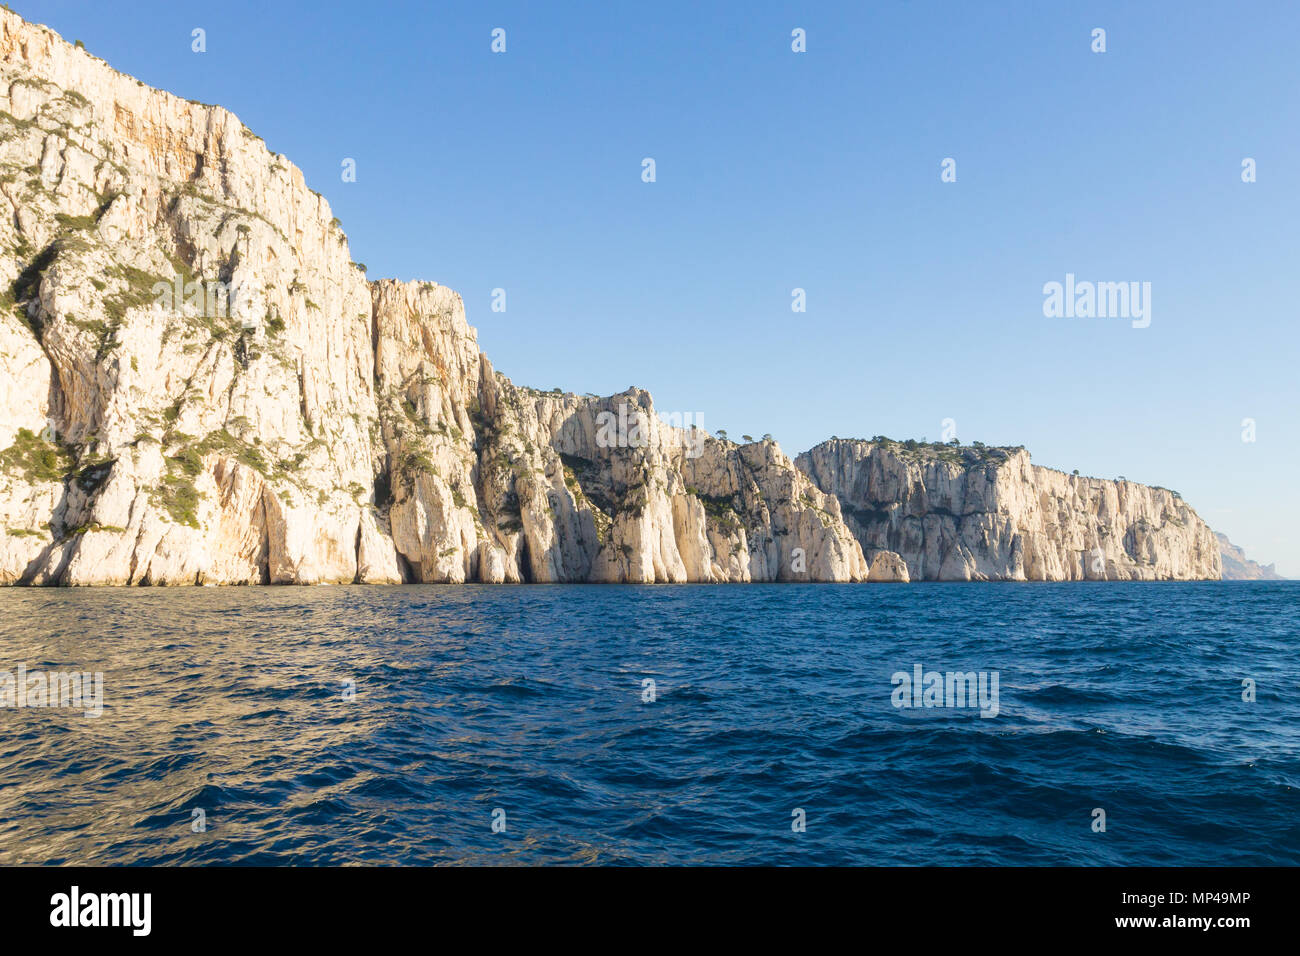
[0,582,1296,866]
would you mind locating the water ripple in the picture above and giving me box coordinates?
[0,581,1297,865]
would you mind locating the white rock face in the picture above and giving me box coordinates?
[1,10,378,585]
[371,336,870,582]
[0,10,1219,586]
[867,551,910,583]
[795,439,1221,581]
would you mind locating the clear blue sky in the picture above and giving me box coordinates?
[18,0,1300,576]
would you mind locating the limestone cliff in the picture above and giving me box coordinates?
[0,9,866,585]
[1216,533,1285,581]
[369,275,866,583]
[0,10,1219,585]
[795,439,1221,581]
[1,8,382,585]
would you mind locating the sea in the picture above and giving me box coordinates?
[0,581,1296,865]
